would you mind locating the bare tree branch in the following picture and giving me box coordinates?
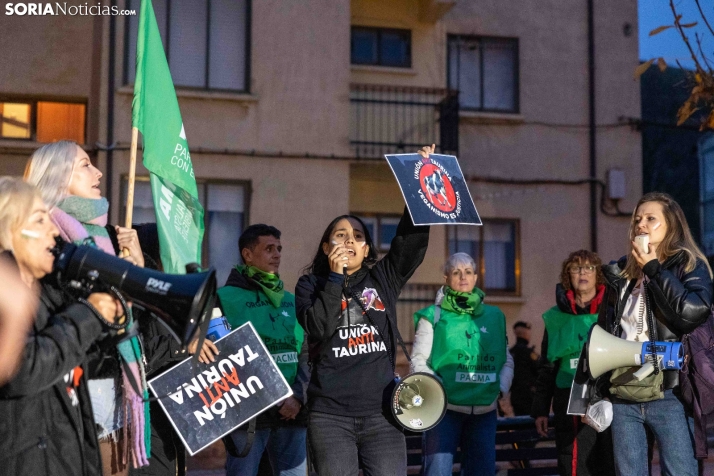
[695,0,714,38]
[670,0,706,72]
[695,32,714,73]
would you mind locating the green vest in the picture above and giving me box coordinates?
[414,303,507,406]
[542,307,597,388]
[218,286,304,385]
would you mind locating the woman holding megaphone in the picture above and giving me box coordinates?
[0,177,125,476]
[410,252,514,476]
[593,192,712,476]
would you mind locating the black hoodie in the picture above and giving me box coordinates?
[295,210,429,417]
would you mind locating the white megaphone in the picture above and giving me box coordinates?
[390,372,447,432]
[587,325,684,381]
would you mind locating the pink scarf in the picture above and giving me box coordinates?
[51,206,149,468]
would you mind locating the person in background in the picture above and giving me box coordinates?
[531,250,614,476]
[25,140,150,474]
[508,321,539,416]
[411,252,514,476]
[130,222,206,476]
[0,177,123,476]
[218,224,309,476]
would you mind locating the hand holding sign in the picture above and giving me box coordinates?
[418,144,436,160]
[385,151,481,226]
[188,337,220,364]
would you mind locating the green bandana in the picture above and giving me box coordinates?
[441,286,484,315]
[238,265,285,308]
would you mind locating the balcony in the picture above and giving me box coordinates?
[349,83,459,159]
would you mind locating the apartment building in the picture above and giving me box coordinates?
[0,0,641,354]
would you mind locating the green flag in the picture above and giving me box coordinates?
[132,0,204,274]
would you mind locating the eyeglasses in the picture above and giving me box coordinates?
[568,265,597,275]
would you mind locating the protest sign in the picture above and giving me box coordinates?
[385,153,481,226]
[148,322,292,455]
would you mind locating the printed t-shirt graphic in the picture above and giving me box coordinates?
[332,287,387,359]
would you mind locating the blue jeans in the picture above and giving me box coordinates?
[422,409,497,476]
[225,426,307,476]
[308,411,407,476]
[611,389,696,476]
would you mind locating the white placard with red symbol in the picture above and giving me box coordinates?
[385,153,481,226]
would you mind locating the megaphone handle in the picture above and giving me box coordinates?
[633,362,655,381]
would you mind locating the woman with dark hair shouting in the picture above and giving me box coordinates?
[295,146,433,475]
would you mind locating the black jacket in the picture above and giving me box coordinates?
[509,337,539,415]
[218,268,311,429]
[124,224,189,476]
[295,209,429,416]
[0,261,104,476]
[597,253,713,392]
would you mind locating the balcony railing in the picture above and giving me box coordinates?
[350,83,459,158]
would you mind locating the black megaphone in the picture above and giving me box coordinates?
[53,241,217,346]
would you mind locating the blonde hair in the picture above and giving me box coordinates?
[623,192,712,279]
[0,177,41,251]
[24,140,78,209]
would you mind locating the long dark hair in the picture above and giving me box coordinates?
[303,214,378,276]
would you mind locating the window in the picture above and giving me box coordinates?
[354,213,401,253]
[447,219,520,295]
[122,177,249,285]
[351,27,411,68]
[447,35,519,113]
[0,100,86,143]
[125,0,250,91]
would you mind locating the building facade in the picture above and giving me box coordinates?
[0,0,641,359]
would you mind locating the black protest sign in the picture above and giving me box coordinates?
[385,153,481,226]
[148,322,292,455]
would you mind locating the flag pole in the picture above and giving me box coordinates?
[120,126,139,258]
[125,126,139,228]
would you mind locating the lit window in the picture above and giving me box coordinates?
[447,219,520,295]
[351,27,411,68]
[125,0,250,91]
[448,35,519,113]
[0,100,86,143]
[122,178,248,285]
[0,102,31,139]
[36,102,86,143]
